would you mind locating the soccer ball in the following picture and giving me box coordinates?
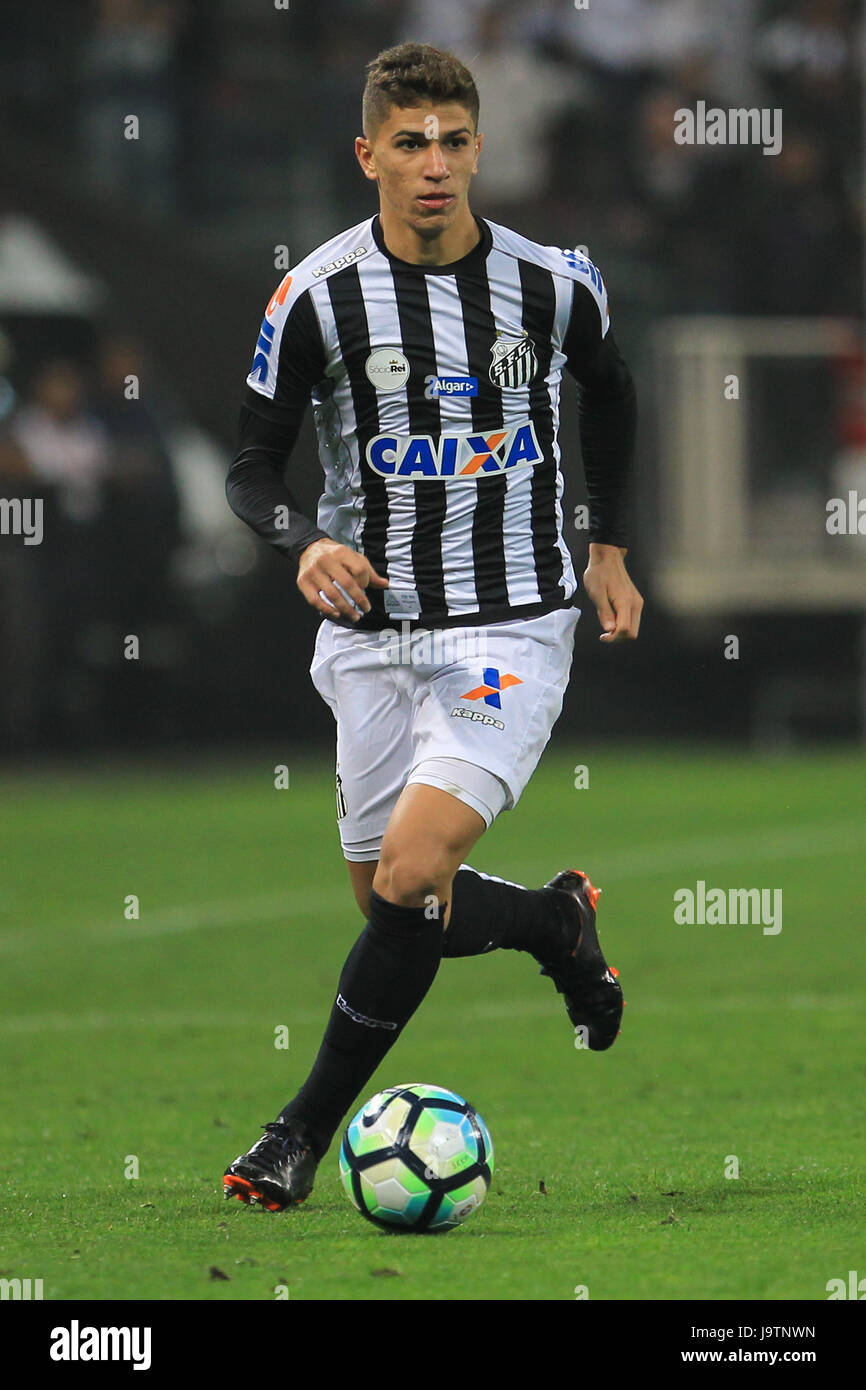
[339,1083,494,1232]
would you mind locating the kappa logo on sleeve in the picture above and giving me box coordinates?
[366,420,542,479]
[312,246,369,277]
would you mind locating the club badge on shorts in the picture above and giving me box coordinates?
[489,332,538,389]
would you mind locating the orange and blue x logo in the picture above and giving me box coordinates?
[460,667,523,710]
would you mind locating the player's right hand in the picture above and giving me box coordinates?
[296,539,389,621]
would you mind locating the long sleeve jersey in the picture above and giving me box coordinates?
[227,212,636,631]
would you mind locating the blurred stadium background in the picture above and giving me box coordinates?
[2,1,865,1307]
[0,0,863,758]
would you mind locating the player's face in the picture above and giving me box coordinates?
[356,103,482,240]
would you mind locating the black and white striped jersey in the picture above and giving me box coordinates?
[227,213,636,632]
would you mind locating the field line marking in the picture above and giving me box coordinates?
[504,818,866,884]
[0,885,350,954]
[0,817,863,955]
[0,994,858,1034]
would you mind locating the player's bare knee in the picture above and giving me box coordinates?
[373,865,439,908]
[346,860,377,918]
[373,848,450,912]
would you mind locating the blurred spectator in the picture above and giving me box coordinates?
[0,0,862,755]
[755,0,860,169]
[731,126,862,315]
[0,349,38,748]
[469,4,590,236]
[10,360,110,523]
[77,0,184,216]
[92,333,181,629]
[620,82,749,311]
[5,361,111,745]
[535,0,723,193]
[534,0,663,160]
[0,347,187,749]
[395,0,496,52]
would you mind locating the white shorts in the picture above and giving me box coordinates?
[309,605,581,862]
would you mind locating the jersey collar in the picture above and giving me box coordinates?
[371,213,492,274]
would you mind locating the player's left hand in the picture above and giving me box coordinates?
[582,543,643,643]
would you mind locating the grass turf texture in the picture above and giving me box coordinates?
[0,746,862,1301]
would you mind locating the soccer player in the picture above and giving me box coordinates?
[223,42,642,1210]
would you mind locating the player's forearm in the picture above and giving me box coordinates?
[226,449,331,562]
[226,400,331,563]
[578,359,637,549]
[564,318,637,549]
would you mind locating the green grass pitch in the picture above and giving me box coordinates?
[1,745,863,1301]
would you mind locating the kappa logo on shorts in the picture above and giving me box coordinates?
[450,667,523,729]
[460,667,523,710]
[450,706,505,730]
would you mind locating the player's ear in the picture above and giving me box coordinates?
[472,131,483,174]
[355,135,378,181]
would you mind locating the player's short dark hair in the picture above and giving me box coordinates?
[362,42,480,138]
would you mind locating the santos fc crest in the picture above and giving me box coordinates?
[489,332,538,389]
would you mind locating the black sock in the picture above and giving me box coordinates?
[444,865,569,961]
[278,889,444,1156]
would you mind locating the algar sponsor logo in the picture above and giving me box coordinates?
[424,375,478,398]
[366,421,542,479]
